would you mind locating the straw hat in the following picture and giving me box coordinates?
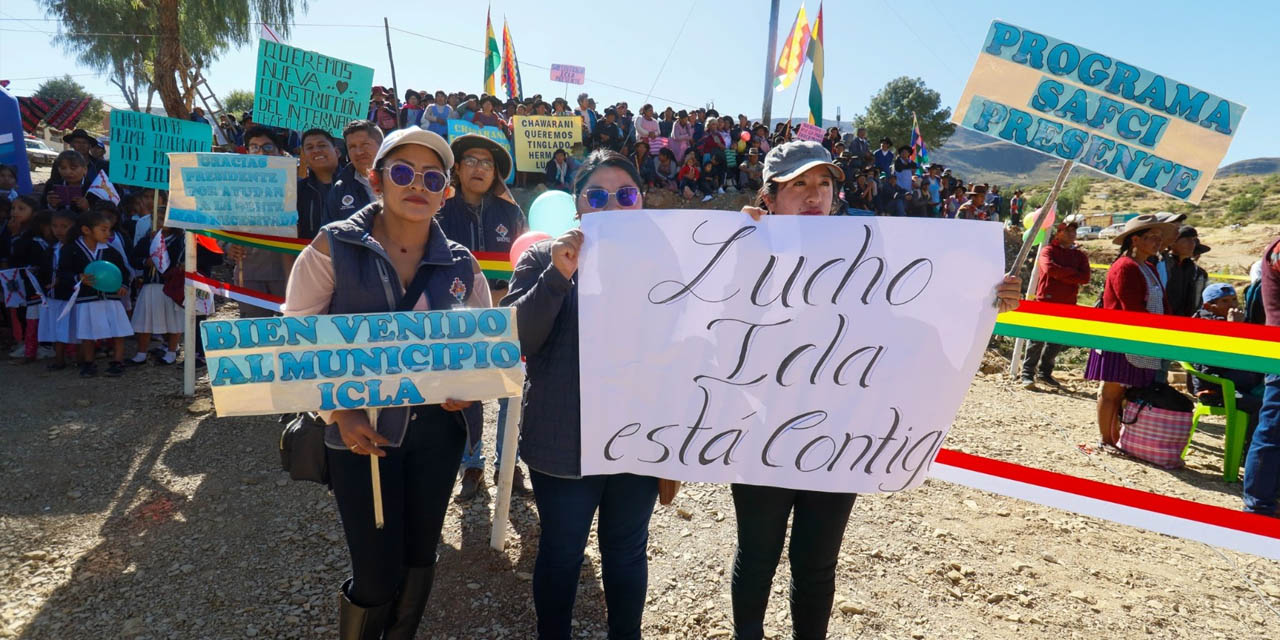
[1111,214,1177,246]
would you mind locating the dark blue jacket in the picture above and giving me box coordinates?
[436,194,526,290]
[322,164,373,227]
[321,203,484,449]
[297,173,334,240]
[502,240,580,477]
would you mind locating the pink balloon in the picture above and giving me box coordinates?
[509,231,553,266]
[1038,205,1056,230]
[740,131,751,142]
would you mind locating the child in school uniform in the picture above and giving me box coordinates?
[59,210,132,377]
[4,195,40,358]
[39,210,78,370]
[9,207,52,362]
[128,208,184,365]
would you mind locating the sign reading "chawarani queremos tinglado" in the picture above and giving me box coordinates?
[578,212,1002,494]
[200,310,525,417]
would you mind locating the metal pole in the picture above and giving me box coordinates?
[490,397,524,550]
[1009,256,1040,378]
[785,61,808,133]
[182,231,196,396]
[760,0,780,126]
[384,18,401,113]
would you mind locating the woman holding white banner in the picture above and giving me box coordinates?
[504,150,665,640]
[735,140,1024,640]
[283,127,492,640]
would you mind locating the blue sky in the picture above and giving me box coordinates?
[1,0,1273,164]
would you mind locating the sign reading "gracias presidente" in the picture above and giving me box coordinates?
[200,310,524,417]
[953,21,1244,204]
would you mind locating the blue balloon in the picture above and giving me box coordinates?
[527,190,578,237]
[85,260,123,293]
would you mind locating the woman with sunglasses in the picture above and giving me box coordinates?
[503,150,655,639]
[284,127,490,640]
[734,141,1023,640]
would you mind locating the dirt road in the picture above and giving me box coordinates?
[3,347,1278,639]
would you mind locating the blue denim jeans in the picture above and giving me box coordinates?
[1243,374,1280,515]
[460,398,515,471]
[529,470,658,640]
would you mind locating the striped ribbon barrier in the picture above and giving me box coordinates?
[995,300,1279,374]
[1087,262,1250,282]
[185,271,283,313]
[930,449,1280,560]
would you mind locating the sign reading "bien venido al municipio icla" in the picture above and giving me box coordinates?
[953,21,1244,204]
[200,310,525,417]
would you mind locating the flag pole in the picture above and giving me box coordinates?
[761,0,780,127]
[384,18,401,113]
[785,60,808,135]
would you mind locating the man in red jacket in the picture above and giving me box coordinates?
[1022,214,1092,389]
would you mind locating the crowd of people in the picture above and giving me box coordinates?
[1,82,1277,640]
[208,86,1028,219]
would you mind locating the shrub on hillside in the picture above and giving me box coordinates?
[1229,192,1261,215]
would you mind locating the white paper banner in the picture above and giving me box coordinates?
[578,212,1003,493]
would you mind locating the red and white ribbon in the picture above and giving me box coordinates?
[930,448,1280,560]
[185,272,282,313]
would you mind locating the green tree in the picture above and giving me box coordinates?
[223,90,255,115]
[853,77,955,150]
[1026,176,1092,216]
[40,0,303,118]
[34,74,105,131]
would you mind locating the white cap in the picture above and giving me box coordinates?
[373,126,455,172]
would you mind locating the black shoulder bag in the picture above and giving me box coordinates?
[279,260,438,485]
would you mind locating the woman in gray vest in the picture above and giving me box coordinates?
[284,127,492,639]
[503,150,659,639]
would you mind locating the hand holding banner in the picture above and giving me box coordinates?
[200,309,525,417]
[578,212,1003,494]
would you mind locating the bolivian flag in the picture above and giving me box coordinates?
[807,3,824,125]
[483,9,500,96]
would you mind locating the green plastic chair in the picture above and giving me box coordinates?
[1178,362,1249,483]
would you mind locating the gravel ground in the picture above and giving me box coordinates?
[3,337,1279,639]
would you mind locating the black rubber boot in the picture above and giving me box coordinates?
[338,579,392,640]
[383,566,436,640]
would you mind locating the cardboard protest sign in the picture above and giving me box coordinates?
[254,39,375,137]
[795,122,825,142]
[165,153,298,234]
[201,309,525,417]
[109,110,212,189]
[578,212,1003,493]
[550,64,585,85]
[447,119,515,184]
[952,21,1244,204]
[512,115,582,172]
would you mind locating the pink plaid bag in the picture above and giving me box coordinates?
[1118,401,1193,469]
